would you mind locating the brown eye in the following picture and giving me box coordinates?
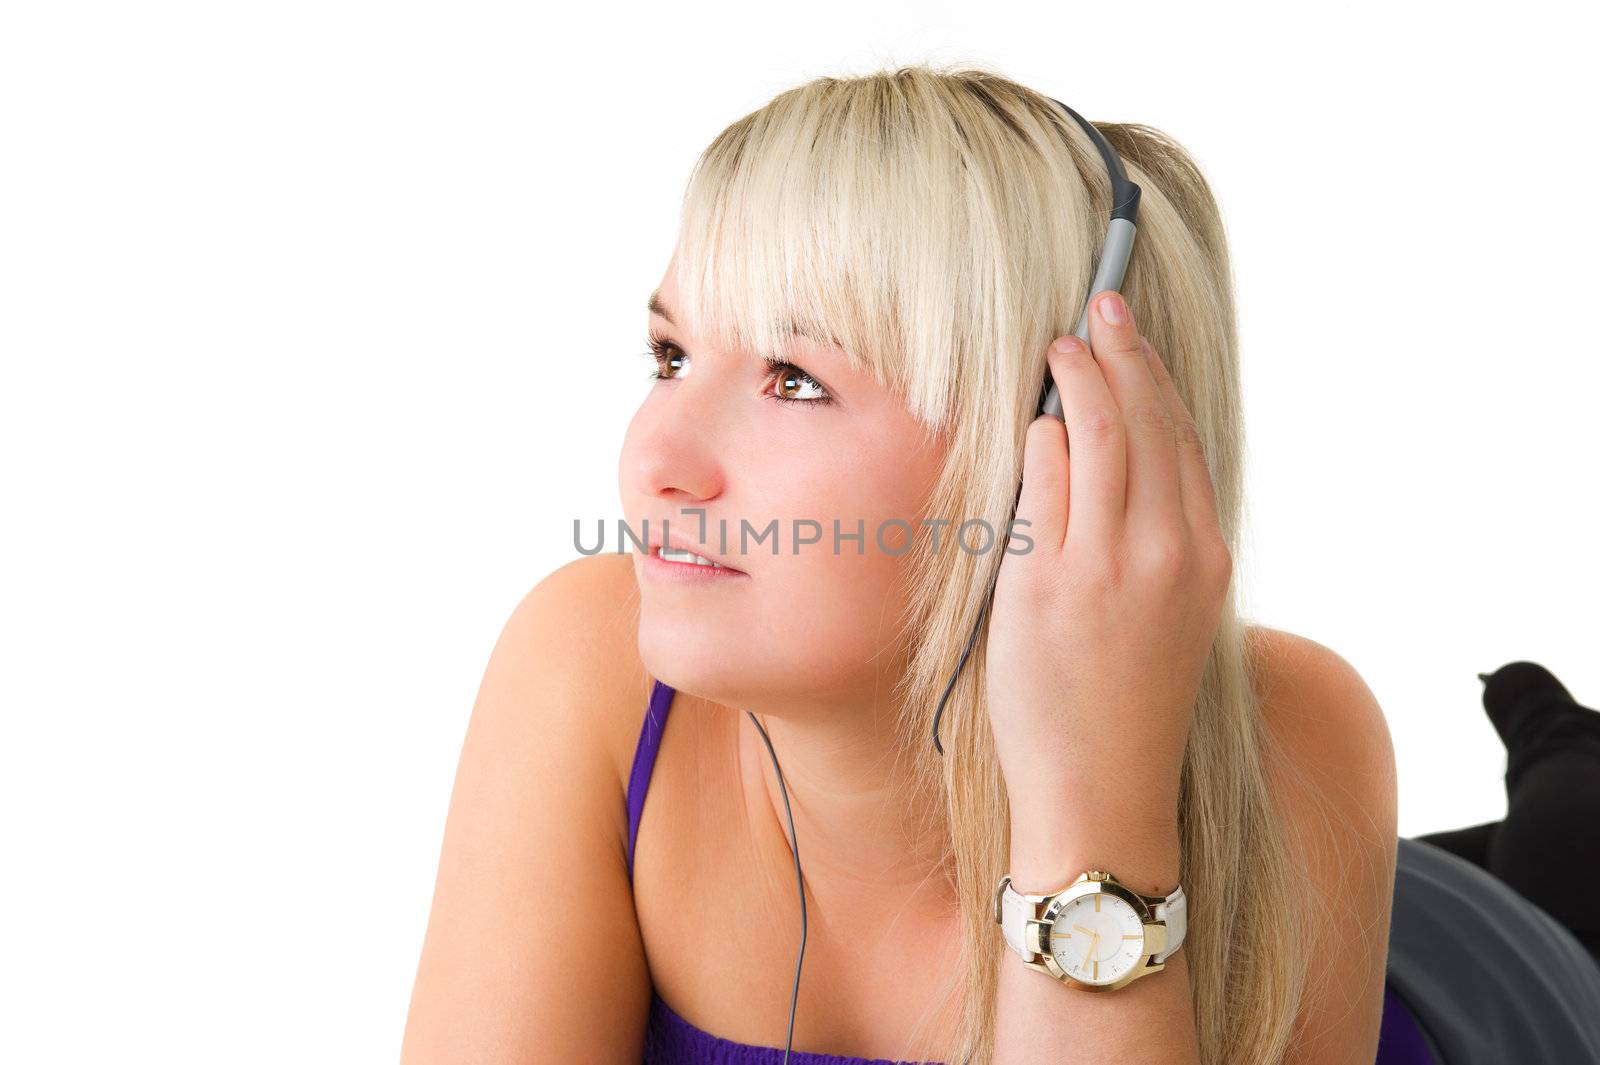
[766,359,829,405]
[645,336,689,380]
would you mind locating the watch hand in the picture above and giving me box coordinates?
[1083,931,1099,966]
[1073,924,1094,936]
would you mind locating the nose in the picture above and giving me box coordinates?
[626,386,728,505]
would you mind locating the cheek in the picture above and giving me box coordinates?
[713,459,915,676]
[630,429,935,693]
[758,463,917,626]
[741,551,905,689]
[765,420,926,514]
[747,451,909,574]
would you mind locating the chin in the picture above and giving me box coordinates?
[637,617,742,695]
[637,631,809,711]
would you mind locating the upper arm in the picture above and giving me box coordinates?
[1249,627,1400,1065]
[401,555,652,1065]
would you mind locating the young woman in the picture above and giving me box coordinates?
[400,65,1600,1064]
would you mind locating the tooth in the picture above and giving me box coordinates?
[660,546,723,568]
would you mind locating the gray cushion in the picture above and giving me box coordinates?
[1387,836,1600,1063]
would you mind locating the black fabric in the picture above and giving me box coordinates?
[1414,661,1600,966]
[1394,660,1600,1063]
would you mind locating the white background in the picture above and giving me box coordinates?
[2,1,1595,1060]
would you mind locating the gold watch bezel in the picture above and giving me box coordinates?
[1013,869,1173,992]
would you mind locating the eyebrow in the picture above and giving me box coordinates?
[648,289,842,349]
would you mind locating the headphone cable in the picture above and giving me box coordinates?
[746,709,805,1065]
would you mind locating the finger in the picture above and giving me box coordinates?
[1043,332,1124,549]
[1087,291,1183,535]
[1139,336,1223,536]
[1016,410,1069,553]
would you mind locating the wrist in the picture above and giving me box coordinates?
[1008,814,1181,896]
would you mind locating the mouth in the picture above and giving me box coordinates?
[644,539,748,578]
[657,544,732,568]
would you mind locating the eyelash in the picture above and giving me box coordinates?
[640,332,834,407]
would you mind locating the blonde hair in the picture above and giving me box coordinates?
[666,61,1310,1064]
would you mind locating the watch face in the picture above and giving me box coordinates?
[1047,891,1147,986]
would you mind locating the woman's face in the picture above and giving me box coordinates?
[618,261,949,705]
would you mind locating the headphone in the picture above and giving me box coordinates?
[744,97,1142,1063]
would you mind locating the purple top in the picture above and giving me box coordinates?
[627,680,1438,1064]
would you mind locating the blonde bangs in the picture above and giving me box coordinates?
[668,67,1095,432]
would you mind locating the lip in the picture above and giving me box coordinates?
[641,534,749,581]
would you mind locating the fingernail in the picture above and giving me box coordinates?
[1099,292,1128,324]
[1053,336,1084,355]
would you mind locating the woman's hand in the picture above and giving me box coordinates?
[985,291,1233,835]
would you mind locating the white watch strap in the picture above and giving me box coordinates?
[1149,883,1186,964]
[1000,877,1039,961]
[998,877,1186,964]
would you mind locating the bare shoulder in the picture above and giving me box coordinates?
[457,551,652,813]
[400,552,653,1063]
[1243,624,1399,1065]
[1244,624,1397,795]
[501,552,654,792]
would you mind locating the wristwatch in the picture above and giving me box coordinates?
[994,869,1186,992]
